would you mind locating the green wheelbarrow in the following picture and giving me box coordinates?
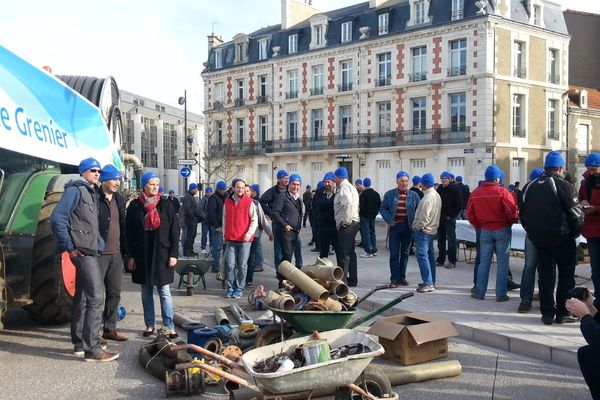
[175,257,212,296]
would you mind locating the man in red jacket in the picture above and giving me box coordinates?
[579,153,600,299]
[468,165,519,301]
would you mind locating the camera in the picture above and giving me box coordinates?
[568,286,590,301]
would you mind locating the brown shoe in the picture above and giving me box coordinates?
[103,330,129,341]
[84,350,119,362]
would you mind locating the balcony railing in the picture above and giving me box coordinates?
[285,91,299,99]
[310,87,324,96]
[512,128,527,138]
[408,72,427,82]
[548,73,560,84]
[208,127,470,157]
[447,65,467,77]
[338,83,353,92]
[234,98,245,107]
[256,95,268,103]
[212,101,224,110]
[547,129,559,140]
[513,67,527,79]
[376,76,392,87]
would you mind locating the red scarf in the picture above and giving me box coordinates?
[138,193,161,231]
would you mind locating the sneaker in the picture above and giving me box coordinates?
[225,290,234,298]
[372,252,378,257]
[232,290,243,299]
[555,314,578,324]
[507,280,521,291]
[518,301,532,313]
[496,295,510,302]
[200,249,208,254]
[398,280,409,286]
[445,263,456,269]
[541,315,554,325]
[360,253,373,258]
[254,268,264,272]
[417,284,435,293]
[436,261,445,267]
[84,350,119,362]
[470,293,484,300]
[388,282,400,288]
[73,345,84,356]
[102,330,129,341]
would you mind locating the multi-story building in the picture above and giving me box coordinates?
[121,90,204,194]
[201,0,569,192]
[564,10,600,89]
[567,87,600,181]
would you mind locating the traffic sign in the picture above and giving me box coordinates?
[180,167,191,178]
[178,159,197,165]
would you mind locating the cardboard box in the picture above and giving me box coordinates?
[367,312,458,366]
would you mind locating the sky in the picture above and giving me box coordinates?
[1,0,598,115]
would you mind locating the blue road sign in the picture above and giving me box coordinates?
[180,167,191,178]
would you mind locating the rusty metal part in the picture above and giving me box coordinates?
[278,261,329,303]
[173,344,244,372]
[303,264,344,281]
[303,302,328,311]
[204,337,223,355]
[239,327,259,338]
[176,361,261,394]
[328,280,349,298]
[164,368,205,397]
[221,345,243,361]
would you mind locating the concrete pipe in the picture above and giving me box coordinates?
[373,359,462,385]
[329,280,349,298]
[324,297,344,312]
[263,290,295,310]
[278,261,329,303]
[315,257,334,267]
[214,307,230,325]
[302,264,344,282]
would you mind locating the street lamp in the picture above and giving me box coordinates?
[178,90,189,188]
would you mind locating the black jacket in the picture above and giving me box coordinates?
[272,191,303,232]
[260,184,286,218]
[313,189,336,228]
[437,183,462,219]
[410,186,424,199]
[580,312,600,350]
[521,171,583,247]
[98,190,127,257]
[456,183,471,209]
[166,196,180,214]
[181,191,200,224]
[207,191,225,228]
[303,191,313,213]
[359,188,382,219]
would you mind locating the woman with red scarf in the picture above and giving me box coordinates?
[126,172,180,338]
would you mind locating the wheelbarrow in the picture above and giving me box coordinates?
[175,257,212,296]
[167,328,398,399]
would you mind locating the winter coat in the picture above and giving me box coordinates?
[456,182,471,210]
[125,198,179,286]
[260,184,286,218]
[181,191,200,224]
[466,182,518,231]
[207,191,225,228]
[359,188,382,219]
[98,190,127,257]
[578,170,600,239]
[437,183,462,219]
[379,188,420,227]
[313,189,336,228]
[272,191,303,232]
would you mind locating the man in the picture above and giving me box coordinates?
[359,177,381,258]
[455,176,470,220]
[521,151,584,325]
[467,165,519,302]
[181,183,200,257]
[272,174,303,285]
[411,173,441,292]
[566,293,600,400]
[436,171,461,269]
[302,184,312,229]
[166,189,180,214]
[223,179,258,298]
[50,157,118,362]
[246,184,273,286]
[313,172,337,259]
[355,178,364,194]
[334,167,360,286]
[198,186,213,254]
[579,153,600,300]
[410,175,424,199]
[98,165,128,342]
[380,171,421,288]
[207,181,227,273]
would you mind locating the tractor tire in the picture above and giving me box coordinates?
[23,192,73,324]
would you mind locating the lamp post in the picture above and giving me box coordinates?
[178,90,188,189]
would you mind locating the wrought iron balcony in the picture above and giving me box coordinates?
[513,67,527,79]
[376,76,392,87]
[548,73,560,84]
[447,65,467,77]
[547,129,559,140]
[256,95,268,104]
[408,72,427,82]
[285,91,299,99]
[512,128,527,138]
[338,83,353,92]
[234,98,245,107]
[212,101,224,110]
[310,87,324,96]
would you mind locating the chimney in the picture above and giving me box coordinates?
[208,34,224,51]
[281,0,319,30]
[369,0,387,8]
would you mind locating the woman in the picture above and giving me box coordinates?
[126,172,180,338]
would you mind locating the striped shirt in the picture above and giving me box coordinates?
[394,189,408,223]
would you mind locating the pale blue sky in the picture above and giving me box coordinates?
[0,0,597,114]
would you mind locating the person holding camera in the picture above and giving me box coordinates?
[566,288,600,400]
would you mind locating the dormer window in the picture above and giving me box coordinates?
[529,0,544,27]
[309,14,329,50]
[258,39,268,61]
[581,90,588,109]
[415,1,425,24]
[288,34,298,54]
[214,48,223,69]
[408,0,431,27]
[233,33,249,64]
[315,25,325,46]
[341,21,352,43]
[378,13,389,35]
[451,0,464,21]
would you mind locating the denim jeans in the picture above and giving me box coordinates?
[473,228,481,285]
[210,228,224,272]
[437,217,457,264]
[520,235,539,302]
[336,222,360,286]
[246,232,264,284]
[475,227,511,298]
[388,223,412,284]
[71,255,104,355]
[359,216,377,254]
[141,283,174,331]
[413,230,436,285]
[587,238,600,299]
[200,223,212,250]
[99,253,123,332]
[224,241,252,291]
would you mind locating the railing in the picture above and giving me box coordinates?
[548,73,560,84]
[513,67,527,79]
[375,76,392,87]
[408,72,427,82]
[512,128,527,138]
[234,98,245,107]
[256,95,268,103]
[547,129,559,140]
[285,91,299,99]
[310,87,324,96]
[212,101,224,110]
[338,83,353,92]
[208,127,470,157]
[447,65,467,77]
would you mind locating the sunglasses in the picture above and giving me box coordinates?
[89,169,101,173]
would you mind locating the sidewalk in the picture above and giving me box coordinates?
[257,222,592,369]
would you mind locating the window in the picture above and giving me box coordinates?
[412,97,426,131]
[287,69,299,99]
[214,49,223,69]
[577,124,590,154]
[378,13,389,35]
[411,159,426,168]
[450,93,466,132]
[377,101,391,134]
[340,60,353,91]
[286,163,298,172]
[236,79,245,106]
[311,109,323,140]
[448,157,465,168]
[548,99,558,139]
[258,75,268,102]
[259,116,268,142]
[237,118,245,143]
[288,34,298,54]
[548,49,559,84]
[511,158,525,185]
[512,94,525,137]
[448,39,467,76]
[339,105,352,138]
[533,5,542,26]
[155,104,165,112]
[235,42,245,64]
[124,113,134,152]
[315,24,325,46]
[163,122,177,169]
[410,46,427,82]
[311,65,324,95]
[451,0,464,20]
[141,117,157,167]
[377,52,392,86]
[258,39,268,60]
[215,120,223,146]
[513,41,526,78]
[341,21,352,43]
[134,99,145,107]
[214,82,224,107]
[287,112,298,142]
[415,1,425,24]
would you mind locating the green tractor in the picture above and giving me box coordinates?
[0,45,128,328]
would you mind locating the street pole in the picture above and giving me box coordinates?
[179,90,188,190]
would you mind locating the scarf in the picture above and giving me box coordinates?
[138,193,161,231]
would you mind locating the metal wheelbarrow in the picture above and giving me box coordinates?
[175,257,212,295]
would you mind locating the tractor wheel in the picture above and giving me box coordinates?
[24,192,74,323]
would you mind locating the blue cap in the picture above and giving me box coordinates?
[250,184,260,193]
[363,178,372,187]
[141,171,159,188]
[396,171,409,180]
[440,171,452,179]
[99,165,121,182]
[421,173,435,187]
[585,153,600,167]
[323,172,335,181]
[412,175,421,185]
[317,181,325,189]
[334,167,349,179]
[455,176,463,182]
[485,165,502,182]
[276,170,289,180]
[231,178,240,187]
[159,187,164,193]
[355,179,363,185]
[499,169,505,186]
[289,173,302,183]
[168,189,175,194]
[189,183,198,191]
[216,181,227,190]
[508,184,515,191]
[529,168,544,181]
[306,184,312,189]
[78,157,101,174]
[205,186,213,193]
[544,151,565,168]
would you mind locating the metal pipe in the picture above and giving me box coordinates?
[278,261,329,303]
[346,292,414,329]
[230,303,252,323]
[173,344,244,372]
[262,291,295,310]
[214,307,230,325]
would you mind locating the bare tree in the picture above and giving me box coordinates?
[199,128,245,187]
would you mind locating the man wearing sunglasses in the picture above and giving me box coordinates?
[51,158,119,362]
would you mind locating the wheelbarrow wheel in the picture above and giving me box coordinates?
[334,366,394,399]
[254,324,294,348]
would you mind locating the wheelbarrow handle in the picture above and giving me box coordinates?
[354,284,390,307]
[346,292,414,329]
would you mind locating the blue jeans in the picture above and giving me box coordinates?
[224,241,252,291]
[388,223,412,283]
[437,217,457,264]
[210,228,224,272]
[359,216,377,254]
[473,228,481,285]
[587,238,600,299]
[141,283,174,331]
[71,255,104,355]
[201,223,212,250]
[414,230,436,285]
[475,227,511,298]
[520,235,539,302]
[246,232,264,284]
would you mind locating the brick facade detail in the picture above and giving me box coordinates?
[248,73,255,101]
[249,107,255,142]
[432,37,442,75]
[395,88,405,132]
[302,63,308,93]
[327,57,335,89]
[327,97,335,140]
[396,44,405,80]
[431,83,442,129]
[226,77,232,104]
